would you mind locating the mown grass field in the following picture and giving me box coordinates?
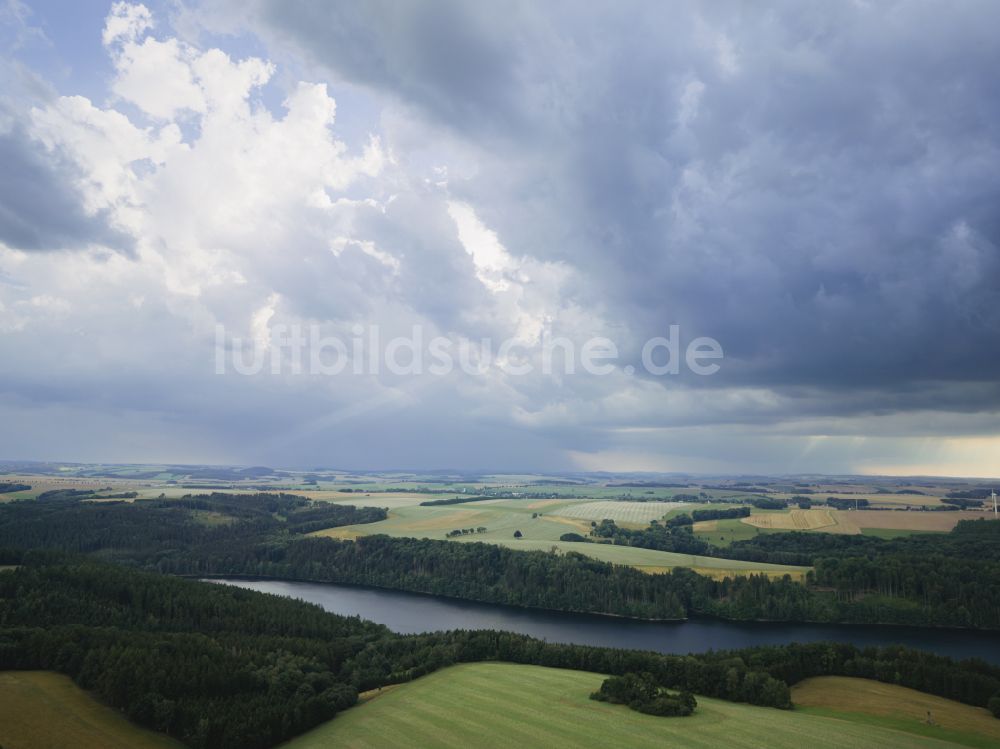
[792,676,1000,749]
[282,663,969,749]
[555,500,686,524]
[0,671,183,749]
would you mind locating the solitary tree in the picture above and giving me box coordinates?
[513,530,523,538]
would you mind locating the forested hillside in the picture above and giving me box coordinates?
[3,559,999,748]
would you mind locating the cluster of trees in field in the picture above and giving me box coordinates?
[590,519,712,554]
[824,497,870,510]
[946,488,993,500]
[689,506,751,522]
[941,496,985,509]
[0,482,29,493]
[445,527,488,536]
[590,673,697,716]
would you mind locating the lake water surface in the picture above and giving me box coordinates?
[209,578,1000,664]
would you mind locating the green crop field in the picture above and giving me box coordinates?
[0,671,183,749]
[693,516,762,546]
[283,663,969,749]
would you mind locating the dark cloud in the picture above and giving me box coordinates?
[255,0,526,135]
[0,117,133,252]
[251,0,1000,420]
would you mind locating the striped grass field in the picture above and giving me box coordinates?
[741,508,839,531]
[282,663,968,749]
[555,500,687,524]
[0,671,183,749]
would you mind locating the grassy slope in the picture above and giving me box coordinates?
[282,663,964,749]
[694,516,762,546]
[0,671,183,749]
[792,676,1000,749]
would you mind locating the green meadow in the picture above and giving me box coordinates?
[283,663,970,749]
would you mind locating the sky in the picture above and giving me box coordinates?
[1,1,1000,476]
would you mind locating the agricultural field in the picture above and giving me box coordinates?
[741,508,839,531]
[693,517,761,546]
[739,508,983,536]
[284,662,970,749]
[310,502,809,579]
[308,491,453,509]
[848,510,983,533]
[555,500,688,524]
[792,676,1000,748]
[312,502,589,543]
[0,671,184,749]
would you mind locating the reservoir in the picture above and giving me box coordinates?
[209,578,1000,665]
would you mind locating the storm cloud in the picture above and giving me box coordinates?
[1,1,1000,474]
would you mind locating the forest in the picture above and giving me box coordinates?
[2,558,999,748]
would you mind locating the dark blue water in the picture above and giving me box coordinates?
[208,578,1000,664]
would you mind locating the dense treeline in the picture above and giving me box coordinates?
[941,497,985,509]
[825,497,869,510]
[0,482,29,493]
[724,519,1000,566]
[748,497,786,510]
[717,518,1000,627]
[0,493,385,559]
[169,535,693,620]
[419,496,495,506]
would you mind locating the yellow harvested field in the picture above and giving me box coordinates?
[742,509,839,531]
[692,519,718,532]
[526,499,568,509]
[0,671,183,749]
[741,508,983,535]
[852,510,982,532]
[792,676,1000,744]
[305,492,439,508]
[543,515,594,534]
[688,566,809,582]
